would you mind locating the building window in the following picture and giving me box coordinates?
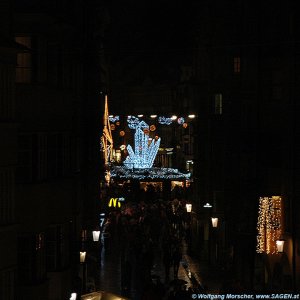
[214,94,223,115]
[16,135,33,183]
[46,225,70,272]
[233,56,241,73]
[15,37,32,83]
[0,268,15,300]
[18,234,46,284]
[0,168,15,224]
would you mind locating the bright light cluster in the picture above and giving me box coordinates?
[110,166,191,180]
[124,121,161,169]
[127,116,140,129]
[124,115,193,127]
[158,116,173,125]
[109,115,120,123]
[256,196,282,254]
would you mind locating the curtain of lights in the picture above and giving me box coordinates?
[256,196,282,254]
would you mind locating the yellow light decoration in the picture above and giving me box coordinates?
[111,124,115,130]
[183,123,188,128]
[256,196,282,254]
[119,130,125,137]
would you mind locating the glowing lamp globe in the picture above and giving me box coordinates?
[211,217,219,228]
[276,240,285,253]
[80,251,86,263]
[186,203,192,213]
[70,293,77,300]
[92,230,100,241]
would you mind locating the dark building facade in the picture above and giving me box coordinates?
[1,1,300,299]
[1,1,101,299]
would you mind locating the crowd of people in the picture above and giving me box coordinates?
[101,193,205,300]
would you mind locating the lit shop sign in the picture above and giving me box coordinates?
[108,197,125,208]
[99,213,105,227]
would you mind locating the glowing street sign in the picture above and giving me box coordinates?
[108,197,125,208]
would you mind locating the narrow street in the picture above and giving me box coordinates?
[82,199,225,299]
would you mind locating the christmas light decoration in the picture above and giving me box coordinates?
[109,115,119,123]
[158,116,173,125]
[256,196,282,254]
[124,121,161,169]
[110,166,191,180]
[127,116,140,129]
[101,95,113,165]
[177,117,185,124]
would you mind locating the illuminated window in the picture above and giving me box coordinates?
[214,94,223,115]
[233,56,241,73]
[15,37,32,83]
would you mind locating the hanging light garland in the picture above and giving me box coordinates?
[256,196,282,254]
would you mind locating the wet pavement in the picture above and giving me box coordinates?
[82,235,225,299]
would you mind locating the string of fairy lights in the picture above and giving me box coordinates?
[256,196,282,254]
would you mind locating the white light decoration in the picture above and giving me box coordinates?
[124,121,161,169]
[188,114,196,118]
[92,231,100,241]
[211,217,218,228]
[171,115,177,120]
[203,202,212,208]
[137,114,144,117]
[276,239,285,253]
[150,114,157,118]
[158,116,173,125]
[110,166,191,180]
[109,115,119,123]
[186,203,192,213]
[127,115,140,129]
[256,196,282,254]
[70,293,77,300]
[80,251,86,263]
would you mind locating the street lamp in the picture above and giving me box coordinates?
[92,230,101,242]
[186,203,192,213]
[80,251,86,263]
[70,293,77,300]
[79,251,87,294]
[211,217,219,228]
[276,239,285,253]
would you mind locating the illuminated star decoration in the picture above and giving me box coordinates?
[124,121,161,169]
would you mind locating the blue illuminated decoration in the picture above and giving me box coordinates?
[158,116,173,125]
[127,116,140,129]
[177,117,185,125]
[110,166,191,180]
[109,115,120,123]
[124,121,161,169]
